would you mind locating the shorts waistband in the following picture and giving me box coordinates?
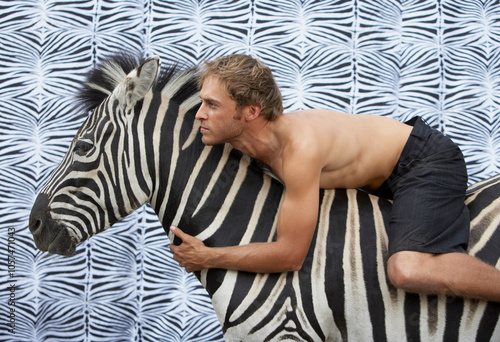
[405,116,434,141]
[369,116,435,199]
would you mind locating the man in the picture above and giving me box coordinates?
[170,54,500,302]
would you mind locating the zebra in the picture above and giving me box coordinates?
[29,53,500,341]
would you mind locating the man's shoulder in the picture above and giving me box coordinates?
[280,139,324,187]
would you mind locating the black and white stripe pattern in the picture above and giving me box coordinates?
[3,1,500,340]
[29,55,500,341]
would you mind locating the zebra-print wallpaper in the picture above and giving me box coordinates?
[1,0,499,340]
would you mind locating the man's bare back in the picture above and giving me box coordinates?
[267,110,413,191]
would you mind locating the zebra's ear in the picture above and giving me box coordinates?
[120,55,161,115]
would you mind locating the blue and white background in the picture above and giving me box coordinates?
[1,0,499,340]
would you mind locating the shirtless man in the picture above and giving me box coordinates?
[170,54,500,302]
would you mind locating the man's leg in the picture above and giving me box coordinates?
[387,251,500,302]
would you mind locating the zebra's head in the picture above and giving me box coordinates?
[29,55,179,256]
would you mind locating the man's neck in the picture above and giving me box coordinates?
[229,116,283,167]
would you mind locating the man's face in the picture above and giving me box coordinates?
[196,75,244,145]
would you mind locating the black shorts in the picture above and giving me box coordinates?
[371,117,470,257]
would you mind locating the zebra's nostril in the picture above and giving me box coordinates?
[30,218,42,234]
[29,219,50,252]
[29,193,50,232]
[29,192,53,251]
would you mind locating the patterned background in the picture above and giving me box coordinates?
[1,0,499,340]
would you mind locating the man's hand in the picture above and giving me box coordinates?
[170,226,210,272]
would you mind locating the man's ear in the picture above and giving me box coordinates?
[244,104,262,121]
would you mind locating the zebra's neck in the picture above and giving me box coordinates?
[146,90,210,234]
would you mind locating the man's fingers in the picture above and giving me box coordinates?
[170,225,186,240]
[169,226,205,273]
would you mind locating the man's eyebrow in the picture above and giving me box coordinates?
[201,96,219,105]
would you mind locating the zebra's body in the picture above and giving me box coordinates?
[29,54,500,341]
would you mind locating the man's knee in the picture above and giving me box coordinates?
[387,251,431,290]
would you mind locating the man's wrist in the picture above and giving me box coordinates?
[203,246,222,270]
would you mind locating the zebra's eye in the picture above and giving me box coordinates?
[74,140,94,156]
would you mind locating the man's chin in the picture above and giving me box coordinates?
[201,136,216,146]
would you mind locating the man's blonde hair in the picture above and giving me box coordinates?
[198,54,283,121]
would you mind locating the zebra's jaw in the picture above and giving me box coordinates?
[29,193,78,256]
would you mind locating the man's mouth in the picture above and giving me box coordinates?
[200,127,208,133]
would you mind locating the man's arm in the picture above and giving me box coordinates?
[170,147,321,273]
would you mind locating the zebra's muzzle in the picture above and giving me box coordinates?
[29,193,77,256]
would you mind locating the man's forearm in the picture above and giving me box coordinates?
[204,242,303,273]
[170,226,307,273]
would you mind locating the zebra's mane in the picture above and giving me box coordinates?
[77,53,199,114]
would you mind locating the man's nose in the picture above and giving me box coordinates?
[195,104,206,120]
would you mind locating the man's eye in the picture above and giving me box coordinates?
[74,141,93,156]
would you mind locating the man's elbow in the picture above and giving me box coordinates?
[285,256,305,272]
[274,242,307,272]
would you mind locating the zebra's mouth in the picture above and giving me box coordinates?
[29,193,78,257]
[30,218,77,257]
[47,226,77,256]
